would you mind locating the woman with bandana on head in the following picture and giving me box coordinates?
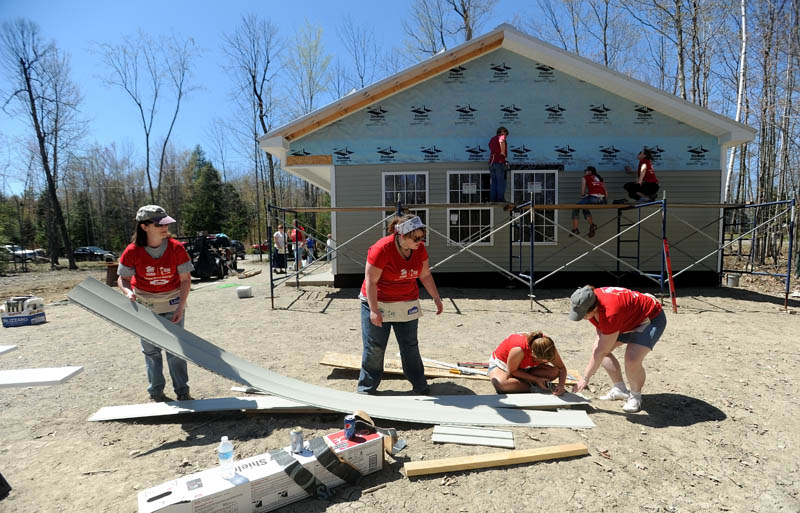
[357,214,443,395]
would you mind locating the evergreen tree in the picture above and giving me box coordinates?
[182,146,224,235]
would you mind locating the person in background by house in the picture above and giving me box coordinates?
[117,205,194,402]
[623,149,660,202]
[306,235,316,264]
[571,166,607,238]
[488,126,509,203]
[358,214,443,395]
[569,285,667,413]
[272,224,287,274]
[290,223,305,271]
[326,233,334,261]
[488,330,567,395]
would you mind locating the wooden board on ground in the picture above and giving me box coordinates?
[88,396,330,421]
[238,269,262,279]
[0,366,83,388]
[320,352,582,385]
[320,352,489,381]
[0,345,18,355]
[404,442,589,477]
[433,425,515,449]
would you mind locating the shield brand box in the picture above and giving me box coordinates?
[1,296,46,328]
[138,430,383,513]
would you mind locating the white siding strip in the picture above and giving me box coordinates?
[0,366,83,388]
[0,345,17,355]
[433,425,515,448]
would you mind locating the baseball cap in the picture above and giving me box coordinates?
[135,205,176,225]
[568,285,597,321]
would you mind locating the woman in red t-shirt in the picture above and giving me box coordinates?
[623,148,660,202]
[488,331,568,395]
[358,214,443,395]
[567,285,667,413]
[117,205,194,402]
[571,166,607,238]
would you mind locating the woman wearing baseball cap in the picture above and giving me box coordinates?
[117,205,195,402]
[568,285,667,412]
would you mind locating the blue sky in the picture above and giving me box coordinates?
[0,0,515,193]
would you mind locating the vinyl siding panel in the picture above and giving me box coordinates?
[333,163,721,276]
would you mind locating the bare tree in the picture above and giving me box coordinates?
[221,13,282,243]
[155,36,198,201]
[403,0,450,57]
[286,21,331,117]
[1,18,81,268]
[446,0,499,42]
[338,14,378,89]
[724,0,747,202]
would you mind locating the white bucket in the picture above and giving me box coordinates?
[726,274,740,287]
[236,286,253,298]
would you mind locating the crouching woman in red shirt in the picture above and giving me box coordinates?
[358,214,443,395]
[117,205,195,402]
[489,331,568,395]
[569,285,667,413]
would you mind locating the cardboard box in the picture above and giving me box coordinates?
[1,296,46,328]
[138,430,384,513]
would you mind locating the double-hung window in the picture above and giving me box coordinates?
[511,170,558,243]
[382,172,429,242]
[446,170,493,246]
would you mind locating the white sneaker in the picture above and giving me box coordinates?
[599,387,629,401]
[623,394,642,413]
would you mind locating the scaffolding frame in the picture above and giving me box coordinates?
[264,198,795,310]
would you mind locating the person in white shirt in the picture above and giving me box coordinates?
[326,234,334,261]
[272,224,288,274]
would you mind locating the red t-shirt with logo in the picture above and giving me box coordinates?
[639,158,658,183]
[360,234,429,302]
[589,286,663,335]
[493,333,540,369]
[584,174,606,196]
[120,238,191,293]
[488,134,507,164]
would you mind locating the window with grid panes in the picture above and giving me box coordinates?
[446,171,493,245]
[382,172,428,242]
[511,170,558,243]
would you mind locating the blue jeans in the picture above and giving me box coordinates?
[141,312,189,397]
[358,302,428,394]
[572,195,606,220]
[489,162,507,202]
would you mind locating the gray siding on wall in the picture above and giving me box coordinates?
[333,163,721,276]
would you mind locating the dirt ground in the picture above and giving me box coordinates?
[1,258,799,513]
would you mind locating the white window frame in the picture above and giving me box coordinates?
[381,171,429,244]
[511,169,559,245]
[446,170,493,246]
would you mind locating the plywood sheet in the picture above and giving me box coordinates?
[89,396,330,421]
[404,442,589,477]
[0,366,83,388]
[0,345,17,355]
[68,278,594,429]
[433,425,515,449]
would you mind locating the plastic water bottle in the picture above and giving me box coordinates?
[217,436,235,479]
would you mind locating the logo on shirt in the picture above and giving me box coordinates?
[399,268,420,279]
[144,266,156,276]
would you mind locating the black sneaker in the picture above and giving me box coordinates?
[176,393,194,401]
[612,198,629,205]
[588,224,597,238]
[570,228,579,237]
[150,393,173,403]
